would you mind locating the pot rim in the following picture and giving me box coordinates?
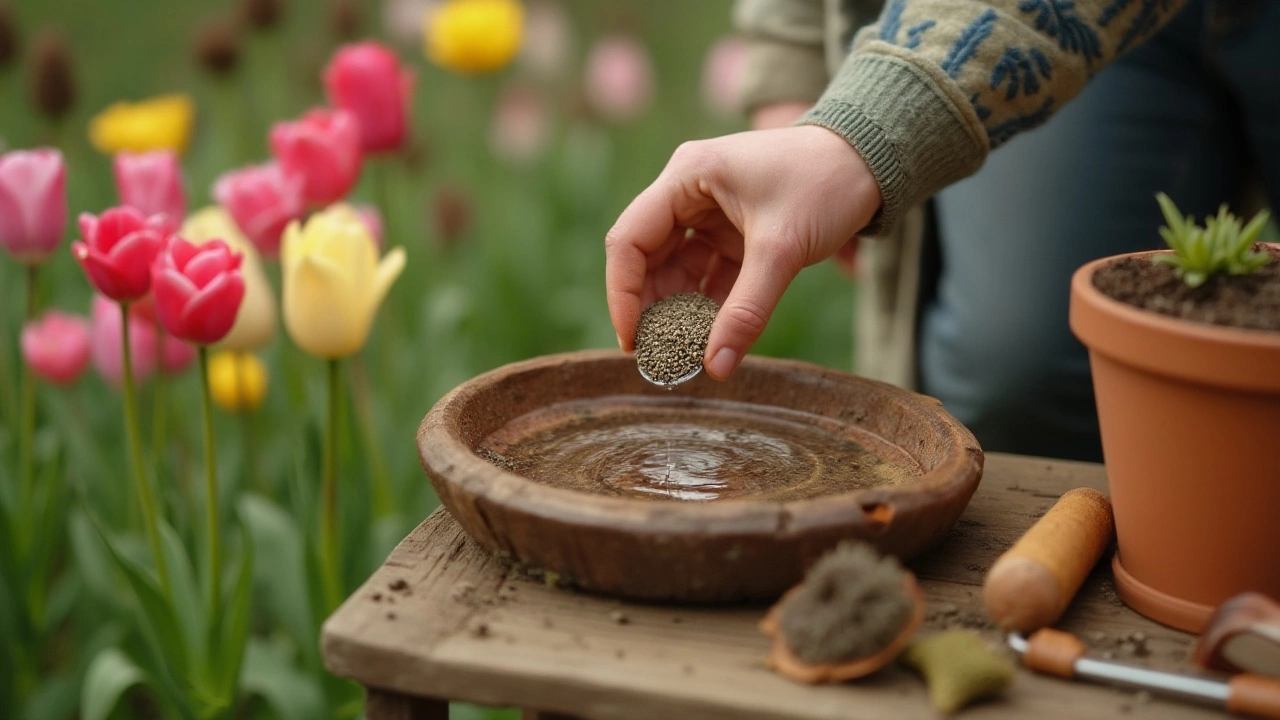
[416,349,983,540]
[1069,247,1280,393]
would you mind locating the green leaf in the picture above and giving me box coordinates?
[239,494,315,663]
[240,638,325,720]
[1156,193,1187,240]
[159,521,207,674]
[211,526,253,698]
[26,671,80,720]
[82,647,148,720]
[1184,270,1208,288]
[69,511,122,607]
[89,518,191,693]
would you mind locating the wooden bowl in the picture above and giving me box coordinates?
[417,350,983,603]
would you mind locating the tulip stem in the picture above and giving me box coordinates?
[320,358,342,611]
[18,265,38,548]
[120,304,171,598]
[198,347,221,623]
[153,332,169,478]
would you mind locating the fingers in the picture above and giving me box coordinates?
[704,237,801,380]
[605,145,724,350]
[605,185,681,351]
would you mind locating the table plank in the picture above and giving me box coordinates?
[323,453,1222,719]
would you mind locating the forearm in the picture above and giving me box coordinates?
[801,0,1190,235]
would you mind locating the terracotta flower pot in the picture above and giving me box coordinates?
[1069,249,1280,633]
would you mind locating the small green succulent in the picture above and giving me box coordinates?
[1155,193,1272,288]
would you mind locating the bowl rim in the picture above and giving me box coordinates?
[417,350,983,539]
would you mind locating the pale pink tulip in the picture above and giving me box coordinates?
[490,82,549,164]
[113,150,186,230]
[382,0,439,49]
[269,108,363,206]
[213,162,306,257]
[90,294,157,386]
[701,36,748,118]
[583,35,654,122]
[0,148,67,264]
[21,311,91,385]
[519,1,571,80]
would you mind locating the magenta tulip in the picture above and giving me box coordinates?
[151,237,245,345]
[73,206,168,302]
[113,150,186,231]
[269,108,363,206]
[323,42,415,153]
[130,296,198,374]
[213,162,306,257]
[90,294,157,386]
[21,311,91,385]
[0,148,68,264]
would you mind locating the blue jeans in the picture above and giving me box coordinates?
[919,0,1280,462]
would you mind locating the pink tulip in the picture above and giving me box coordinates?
[490,82,549,164]
[213,162,305,257]
[701,36,748,118]
[323,43,415,154]
[90,294,157,386]
[584,35,654,122]
[355,203,384,249]
[21,311,91,385]
[520,1,572,80]
[269,108,363,206]
[113,150,186,231]
[0,148,68,264]
[72,206,168,302]
[152,237,245,345]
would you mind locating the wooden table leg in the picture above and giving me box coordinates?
[365,687,448,720]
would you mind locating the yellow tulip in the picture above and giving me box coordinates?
[180,207,278,351]
[207,351,268,413]
[281,204,406,359]
[425,0,523,74]
[89,94,195,155]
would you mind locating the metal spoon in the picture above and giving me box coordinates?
[637,361,702,388]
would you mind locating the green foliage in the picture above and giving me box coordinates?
[1154,193,1272,288]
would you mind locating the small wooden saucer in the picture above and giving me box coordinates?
[759,573,926,684]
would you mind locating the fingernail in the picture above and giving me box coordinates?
[616,333,624,350]
[706,347,737,380]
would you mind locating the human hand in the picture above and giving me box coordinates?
[753,103,861,277]
[605,125,882,380]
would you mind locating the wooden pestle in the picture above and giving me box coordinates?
[984,488,1115,633]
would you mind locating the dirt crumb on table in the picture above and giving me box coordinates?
[610,610,630,625]
[389,578,410,593]
[470,622,490,638]
[451,581,476,604]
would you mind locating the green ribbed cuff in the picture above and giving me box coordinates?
[738,39,830,114]
[797,51,988,236]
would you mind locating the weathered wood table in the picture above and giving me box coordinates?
[322,453,1227,719]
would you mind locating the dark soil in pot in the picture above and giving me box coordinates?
[1092,245,1280,331]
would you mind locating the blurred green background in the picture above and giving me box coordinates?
[0,1,854,718]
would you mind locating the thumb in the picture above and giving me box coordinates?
[703,239,800,380]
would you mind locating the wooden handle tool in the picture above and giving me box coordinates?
[984,487,1115,632]
[1012,629,1280,719]
[1195,592,1280,677]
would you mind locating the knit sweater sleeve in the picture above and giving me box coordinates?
[799,0,1190,235]
[732,0,831,112]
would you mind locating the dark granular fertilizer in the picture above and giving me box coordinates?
[634,293,719,386]
[778,542,913,665]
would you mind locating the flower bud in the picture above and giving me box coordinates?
[26,28,75,123]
